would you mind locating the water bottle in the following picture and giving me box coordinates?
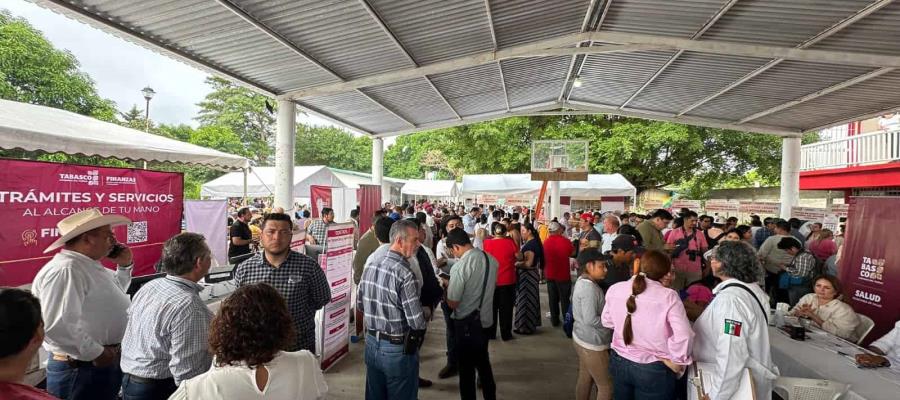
[775,309,786,328]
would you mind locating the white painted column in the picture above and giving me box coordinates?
[275,100,296,212]
[780,137,802,219]
[372,138,385,203]
[550,180,561,220]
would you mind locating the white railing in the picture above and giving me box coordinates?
[801,129,900,171]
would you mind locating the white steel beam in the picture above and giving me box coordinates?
[284,30,900,100]
[293,101,374,136]
[557,0,603,103]
[807,104,900,133]
[425,76,462,120]
[357,91,417,128]
[738,67,895,124]
[373,102,561,138]
[483,0,499,50]
[677,0,894,116]
[358,0,417,66]
[497,62,511,111]
[618,0,739,109]
[566,0,615,103]
[568,100,802,137]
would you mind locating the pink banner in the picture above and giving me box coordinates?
[310,185,332,218]
[0,159,183,286]
[838,197,900,346]
[357,185,381,235]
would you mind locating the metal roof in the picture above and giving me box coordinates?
[31,0,900,137]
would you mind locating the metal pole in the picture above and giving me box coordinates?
[144,97,151,133]
[550,180,561,220]
[243,167,249,206]
[372,138,384,203]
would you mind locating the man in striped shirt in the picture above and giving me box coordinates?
[120,233,214,400]
[358,219,426,400]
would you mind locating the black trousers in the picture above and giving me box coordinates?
[547,279,573,326]
[764,271,789,307]
[454,317,496,400]
[490,285,516,340]
[441,300,457,367]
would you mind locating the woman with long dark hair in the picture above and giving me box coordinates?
[601,251,693,400]
[514,223,543,335]
[483,223,521,341]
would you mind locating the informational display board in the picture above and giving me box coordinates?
[0,159,183,286]
[671,199,701,210]
[791,206,827,221]
[838,197,900,346]
[703,199,740,214]
[738,202,781,215]
[317,222,354,370]
[642,198,665,210]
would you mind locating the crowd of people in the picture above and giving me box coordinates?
[1,200,897,400]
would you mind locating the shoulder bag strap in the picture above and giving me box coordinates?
[720,283,768,323]
[475,251,491,313]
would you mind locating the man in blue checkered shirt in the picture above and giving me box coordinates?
[120,233,214,399]
[234,213,331,353]
[358,219,426,400]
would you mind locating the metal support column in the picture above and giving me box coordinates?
[550,180,561,220]
[275,100,296,212]
[372,137,385,203]
[780,137,801,219]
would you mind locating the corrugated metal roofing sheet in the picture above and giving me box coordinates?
[362,78,458,125]
[569,49,678,106]
[368,0,497,64]
[701,0,877,47]
[687,61,877,121]
[428,63,509,117]
[500,56,572,107]
[754,70,900,130]
[602,0,730,38]
[300,91,411,134]
[812,2,900,56]
[626,52,773,113]
[490,0,589,47]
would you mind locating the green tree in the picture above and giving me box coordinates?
[196,77,274,164]
[0,10,116,121]
[295,124,371,172]
[384,131,454,179]
[156,123,194,142]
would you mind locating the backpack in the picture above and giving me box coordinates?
[563,302,575,338]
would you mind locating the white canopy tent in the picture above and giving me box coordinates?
[201,166,405,199]
[0,99,249,170]
[329,168,406,191]
[461,174,636,199]
[401,179,459,198]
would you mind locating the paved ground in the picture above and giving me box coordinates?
[326,284,579,399]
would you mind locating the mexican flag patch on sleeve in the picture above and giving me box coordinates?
[724,319,742,337]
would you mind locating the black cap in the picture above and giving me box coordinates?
[611,234,643,254]
[577,248,608,268]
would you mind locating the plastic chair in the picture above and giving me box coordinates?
[773,377,849,400]
[855,315,875,345]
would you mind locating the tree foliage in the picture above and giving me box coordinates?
[195,77,274,164]
[383,115,784,198]
[295,124,371,172]
[0,11,116,121]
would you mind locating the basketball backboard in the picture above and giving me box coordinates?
[531,140,589,181]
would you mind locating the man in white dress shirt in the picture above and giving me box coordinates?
[32,209,134,400]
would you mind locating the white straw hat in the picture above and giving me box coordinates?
[43,209,131,254]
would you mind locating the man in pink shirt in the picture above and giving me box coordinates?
[666,211,709,290]
[601,250,693,400]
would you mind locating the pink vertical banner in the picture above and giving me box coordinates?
[184,200,228,268]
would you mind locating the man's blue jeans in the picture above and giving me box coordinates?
[365,335,419,400]
[609,350,676,400]
[121,374,177,400]
[46,358,122,400]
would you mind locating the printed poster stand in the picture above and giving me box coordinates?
[314,222,354,370]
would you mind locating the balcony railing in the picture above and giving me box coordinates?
[800,129,900,171]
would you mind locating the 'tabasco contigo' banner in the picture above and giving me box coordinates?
[839,197,900,346]
[0,159,183,287]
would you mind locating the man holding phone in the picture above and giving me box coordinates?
[32,209,135,400]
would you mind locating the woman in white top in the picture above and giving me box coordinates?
[791,275,860,342]
[169,283,327,400]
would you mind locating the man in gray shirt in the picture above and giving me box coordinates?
[443,229,497,400]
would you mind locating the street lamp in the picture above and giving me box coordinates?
[141,86,155,132]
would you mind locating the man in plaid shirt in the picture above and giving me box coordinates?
[358,219,426,400]
[120,233,214,399]
[777,237,818,306]
[234,213,331,353]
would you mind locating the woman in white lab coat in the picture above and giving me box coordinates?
[692,241,779,400]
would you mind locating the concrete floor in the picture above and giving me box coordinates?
[325,285,579,399]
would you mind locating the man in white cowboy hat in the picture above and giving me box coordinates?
[31,209,134,400]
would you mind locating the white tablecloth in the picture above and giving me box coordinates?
[769,326,900,400]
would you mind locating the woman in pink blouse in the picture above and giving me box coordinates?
[807,229,837,262]
[601,250,694,400]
